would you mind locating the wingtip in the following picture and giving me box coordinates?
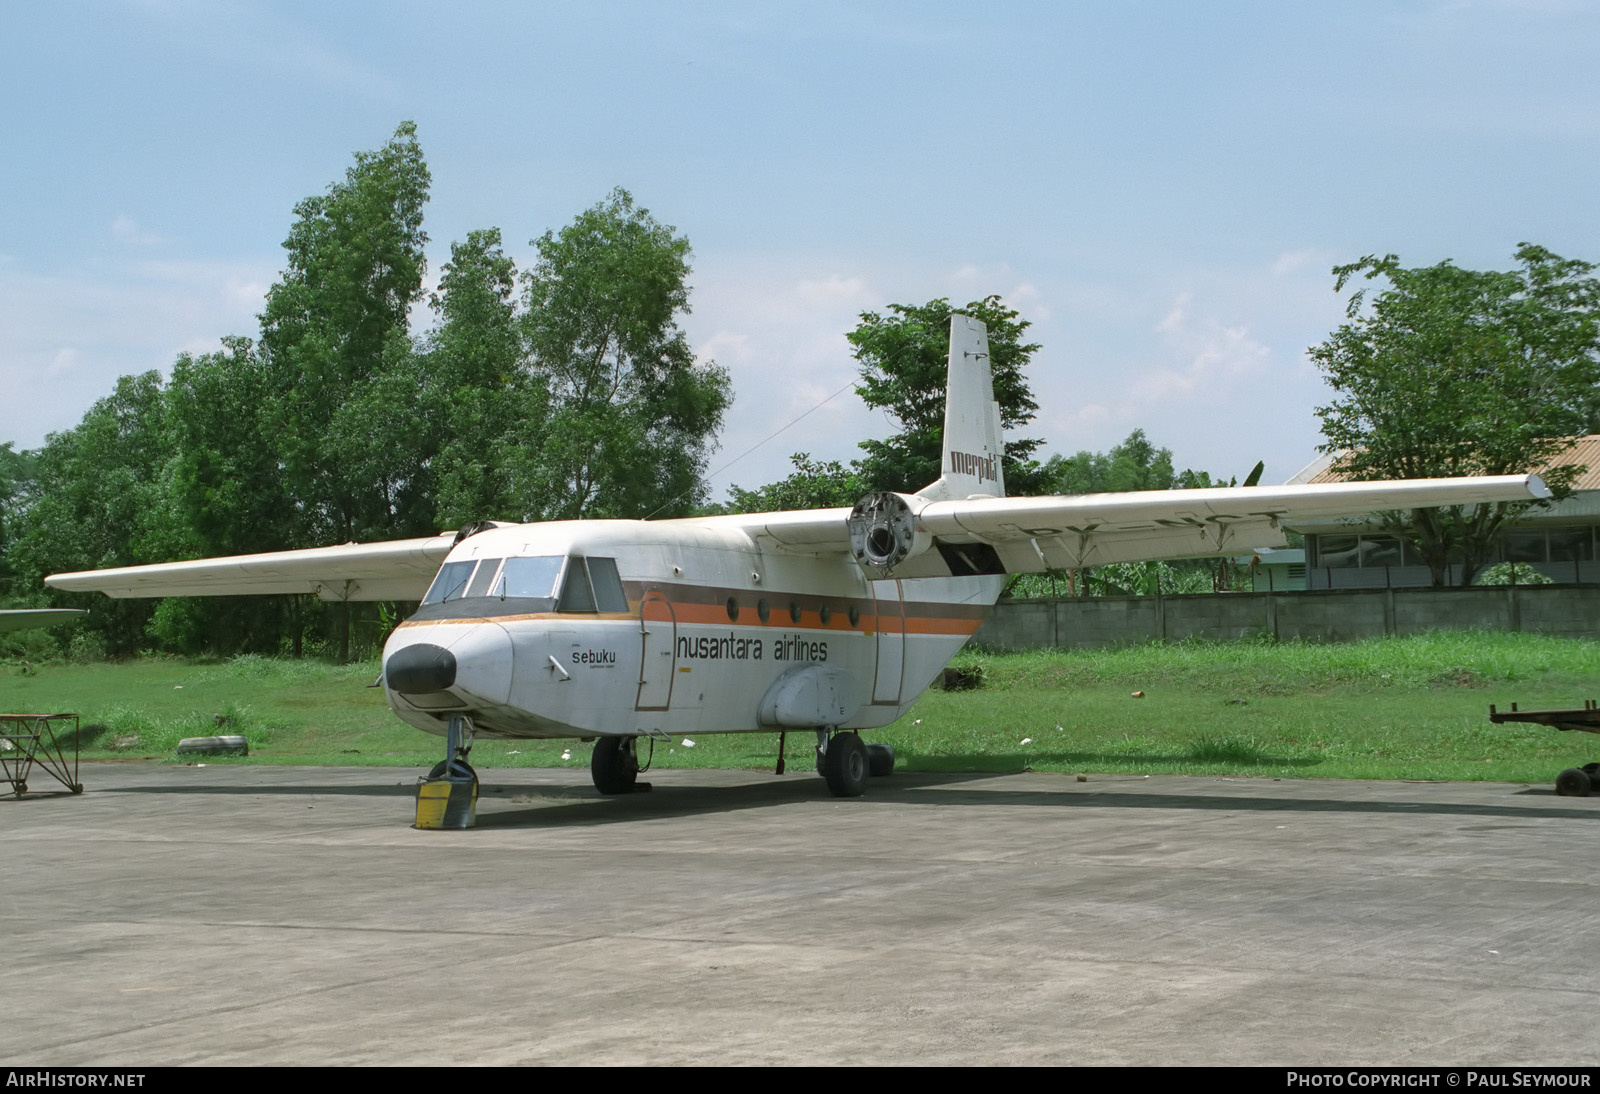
[1526,473,1553,499]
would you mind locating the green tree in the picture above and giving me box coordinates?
[725,453,867,514]
[518,188,729,520]
[0,442,37,601]
[421,228,546,527]
[258,120,433,548]
[1312,244,1600,586]
[1043,429,1228,494]
[159,336,303,654]
[848,295,1044,494]
[9,373,173,655]
[255,121,432,658]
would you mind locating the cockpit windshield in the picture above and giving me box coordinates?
[418,554,617,615]
[493,556,564,599]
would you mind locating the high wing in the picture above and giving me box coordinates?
[46,535,456,601]
[728,474,1551,575]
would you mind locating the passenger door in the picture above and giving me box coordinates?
[636,592,676,711]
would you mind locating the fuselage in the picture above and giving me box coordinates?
[381,516,1005,740]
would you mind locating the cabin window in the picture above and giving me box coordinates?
[726,597,739,621]
[789,601,801,624]
[819,604,831,626]
[757,599,770,623]
[558,558,597,612]
[586,557,628,612]
[422,560,477,605]
[494,556,564,599]
[848,606,861,627]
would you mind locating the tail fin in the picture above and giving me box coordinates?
[917,313,1006,501]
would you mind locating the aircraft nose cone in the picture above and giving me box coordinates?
[385,643,457,694]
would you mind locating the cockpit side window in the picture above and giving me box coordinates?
[557,557,596,612]
[586,557,628,612]
[422,560,476,605]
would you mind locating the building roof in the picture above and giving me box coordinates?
[1287,436,1600,491]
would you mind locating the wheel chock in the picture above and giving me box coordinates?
[415,774,478,829]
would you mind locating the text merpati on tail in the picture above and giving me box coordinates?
[676,632,830,662]
[950,450,999,484]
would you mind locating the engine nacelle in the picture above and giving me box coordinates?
[848,492,931,573]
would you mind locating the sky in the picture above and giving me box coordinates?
[3,0,1598,503]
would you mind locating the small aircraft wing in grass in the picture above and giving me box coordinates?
[0,608,88,633]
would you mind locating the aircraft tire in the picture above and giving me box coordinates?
[867,743,895,777]
[591,736,639,795]
[1585,762,1600,792]
[822,732,869,798]
[427,758,476,781]
[1555,767,1591,797]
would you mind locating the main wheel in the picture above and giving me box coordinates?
[822,732,869,798]
[1556,768,1591,797]
[867,742,895,777]
[591,736,639,795]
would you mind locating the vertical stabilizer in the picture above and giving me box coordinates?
[917,314,1006,501]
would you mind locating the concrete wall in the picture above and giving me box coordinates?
[972,584,1600,651]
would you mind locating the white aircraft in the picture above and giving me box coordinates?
[47,316,1548,798]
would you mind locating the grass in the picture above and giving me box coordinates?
[3,631,1599,783]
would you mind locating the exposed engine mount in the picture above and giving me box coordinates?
[848,492,930,573]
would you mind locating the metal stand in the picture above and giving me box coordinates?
[0,713,83,797]
[1489,701,1600,796]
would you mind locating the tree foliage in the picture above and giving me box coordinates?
[423,228,539,527]
[1312,244,1600,585]
[725,453,867,514]
[8,373,172,655]
[0,126,743,658]
[1042,429,1224,495]
[259,120,433,545]
[517,189,729,520]
[849,295,1044,494]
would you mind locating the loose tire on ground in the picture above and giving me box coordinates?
[867,742,895,777]
[591,736,639,795]
[1555,767,1591,797]
[822,732,869,798]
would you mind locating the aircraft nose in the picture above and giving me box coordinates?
[385,643,457,694]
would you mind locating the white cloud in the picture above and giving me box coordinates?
[0,257,277,448]
[112,215,164,246]
[1270,248,1329,277]
[1135,292,1271,401]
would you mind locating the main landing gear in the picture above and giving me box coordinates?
[815,729,895,798]
[591,735,648,795]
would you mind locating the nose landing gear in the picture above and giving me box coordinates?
[416,713,478,829]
